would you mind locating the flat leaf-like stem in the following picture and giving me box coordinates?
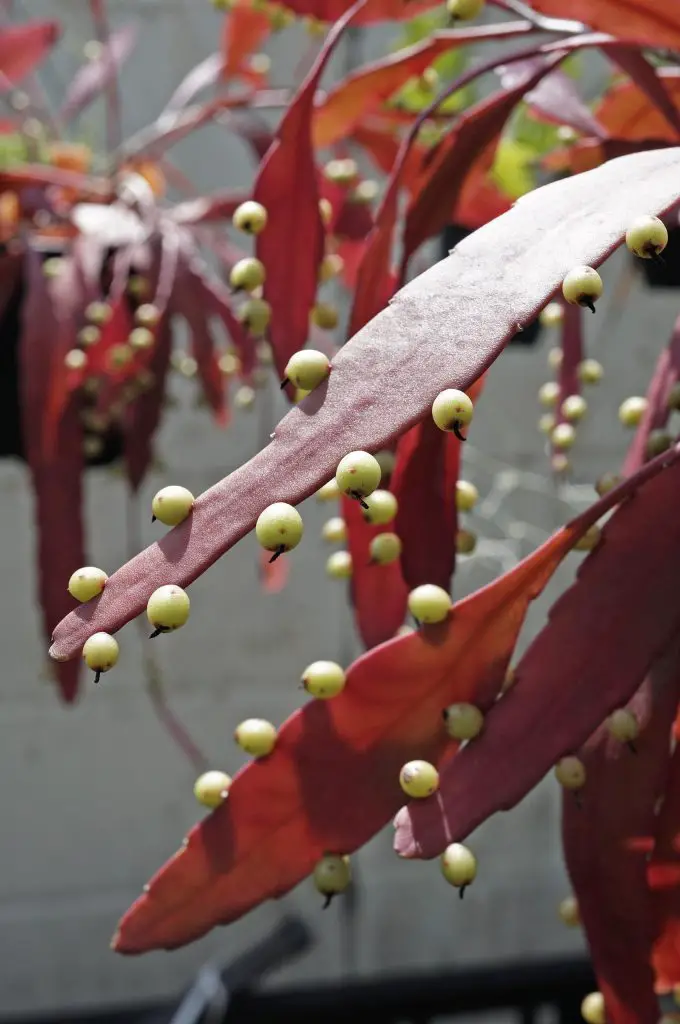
[394,444,680,860]
[49,148,680,662]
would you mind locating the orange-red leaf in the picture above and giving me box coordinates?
[252,0,366,383]
[111,450,644,954]
[312,22,533,151]
[650,744,680,992]
[0,21,60,88]
[395,450,680,860]
[528,0,680,52]
[595,68,680,142]
[221,1,271,77]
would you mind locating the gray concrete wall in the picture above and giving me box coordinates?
[1,1,679,1018]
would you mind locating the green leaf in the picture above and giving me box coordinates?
[491,137,537,200]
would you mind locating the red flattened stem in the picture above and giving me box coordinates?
[252,0,367,383]
[562,647,680,1024]
[48,150,680,663]
[342,493,408,649]
[394,450,680,860]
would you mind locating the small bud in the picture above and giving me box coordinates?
[540,303,564,328]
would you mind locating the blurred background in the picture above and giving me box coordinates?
[1,1,678,1022]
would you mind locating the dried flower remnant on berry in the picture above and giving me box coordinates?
[146,585,191,638]
[82,632,119,684]
[255,502,304,562]
[561,266,603,314]
[335,451,381,509]
[432,389,474,440]
[440,842,477,898]
[625,214,668,259]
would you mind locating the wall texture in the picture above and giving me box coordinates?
[2,0,680,1018]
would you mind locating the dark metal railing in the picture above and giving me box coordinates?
[7,914,596,1024]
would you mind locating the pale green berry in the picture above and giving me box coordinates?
[446,0,484,19]
[443,703,484,740]
[607,708,639,744]
[538,381,560,408]
[65,349,87,370]
[326,551,352,578]
[552,423,576,450]
[319,197,332,226]
[399,759,439,798]
[456,480,479,512]
[42,257,64,278]
[82,631,119,683]
[78,325,100,348]
[595,471,620,496]
[668,382,680,411]
[321,517,346,543]
[574,524,601,552]
[558,895,580,927]
[193,770,232,809]
[85,300,112,325]
[555,755,586,790]
[68,566,108,603]
[232,200,268,235]
[547,346,563,370]
[219,352,241,376]
[336,451,381,503]
[147,585,191,635]
[234,718,277,757]
[316,479,340,502]
[302,660,346,699]
[578,358,604,385]
[319,252,344,282]
[351,179,379,204]
[135,303,160,328]
[408,584,451,624]
[646,429,672,458]
[618,395,647,428]
[369,532,402,565]
[283,349,330,390]
[581,992,606,1024]
[151,485,195,526]
[561,395,587,422]
[432,388,474,436]
[456,528,477,555]
[440,842,477,895]
[625,214,668,258]
[128,274,149,299]
[313,854,351,905]
[255,502,303,559]
[129,327,154,351]
[561,266,603,313]
[539,413,556,435]
[552,453,571,476]
[323,158,358,185]
[235,385,256,410]
[362,489,397,525]
[311,302,339,330]
[540,302,564,328]
[230,257,265,292]
[374,450,396,479]
[238,297,271,336]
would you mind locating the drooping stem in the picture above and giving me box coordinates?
[126,490,209,773]
[89,0,122,172]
